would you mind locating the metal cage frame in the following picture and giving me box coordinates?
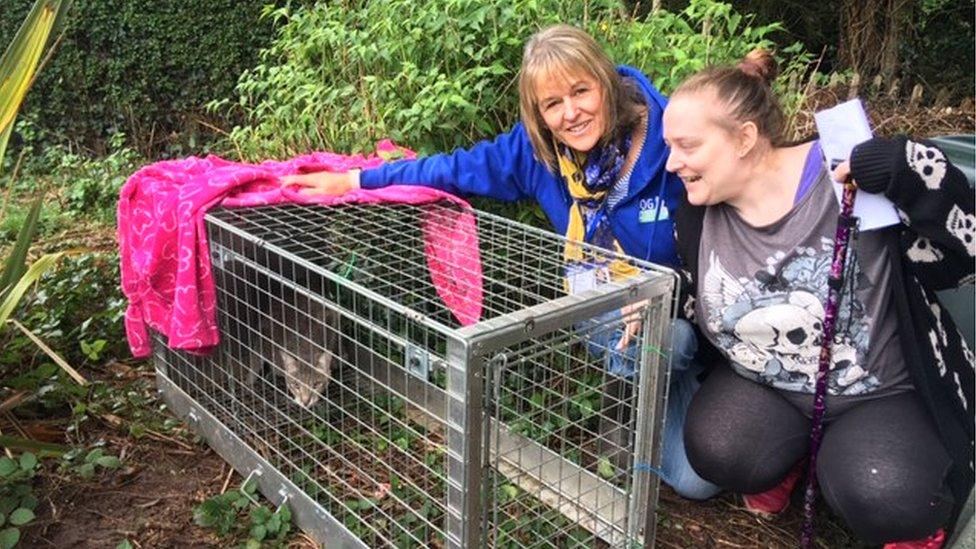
[152,201,678,548]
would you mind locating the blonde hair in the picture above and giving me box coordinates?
[672,49,785,145]
[518,24,644,171]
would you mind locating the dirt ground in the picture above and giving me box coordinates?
[21,434,859,548]
[24,437,228,548]
[17,360,862,549]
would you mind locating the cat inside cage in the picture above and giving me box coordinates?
[221,253,340,410]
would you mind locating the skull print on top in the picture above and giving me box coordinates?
[695,149,912,413]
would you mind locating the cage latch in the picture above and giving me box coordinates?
[240,469,263,505]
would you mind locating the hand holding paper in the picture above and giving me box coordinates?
[814,99,900,230]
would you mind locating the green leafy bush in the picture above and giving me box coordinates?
[0,453,40,549]
[2,362,86,412]
[212,0,810,162]
[11,253,126,367]
[0,125,141,240]
[0,0,299,156]
[55,133,139,223]
[904,0,974,101]
[0,200,61,244]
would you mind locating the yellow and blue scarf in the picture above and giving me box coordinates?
[558,138,640,287]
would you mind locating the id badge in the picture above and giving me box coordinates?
[565,262,610,294]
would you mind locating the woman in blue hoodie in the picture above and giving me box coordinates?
[281,24,718,500]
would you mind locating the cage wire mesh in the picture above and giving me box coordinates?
[151,200,677,548]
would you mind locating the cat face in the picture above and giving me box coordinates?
[281,349,333,408]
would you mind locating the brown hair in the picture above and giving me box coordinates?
[672,49,785,145]
[518,24,644,171]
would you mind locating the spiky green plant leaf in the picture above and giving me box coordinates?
[0,197,42,300]
[0,0,71,167]
[0,0,72,343]
[0,252,65,330]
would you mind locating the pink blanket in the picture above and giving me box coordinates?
[118,141,483,358]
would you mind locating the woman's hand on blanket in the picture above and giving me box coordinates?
[279,170,360,196]
[616,300,647,351]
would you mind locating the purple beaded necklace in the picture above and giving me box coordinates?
[800,180,859,548]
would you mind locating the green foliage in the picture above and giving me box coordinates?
[904,0,974,100]
[54,133,139,222]
[0,452,40,548]
[79,339,105,361]
[599,0,812,96]
[71,378,170,440]
[658,0,974,101]
[0,0,71,379]
[0,198,43,298]
[211,0,570,159]
[14,253,126,366]
[0,253,126,416]
[213,0,809,163]
[0,200,60,244]
[0,251,64,335]
[58,446,122,479]
[0,126,142,239]
[194,491,246,538]
[0,0,297,156]
[194,480,293,547]
[3,362,85,411]
[0,0,67,326]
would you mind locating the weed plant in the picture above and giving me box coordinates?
[1,126,140,233]
[210,0,811,163]
[5,254,127,370]
[0,453,40,549]
[194,478,293,548]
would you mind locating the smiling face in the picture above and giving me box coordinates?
[663,90,747,206]
[534,70,607,154]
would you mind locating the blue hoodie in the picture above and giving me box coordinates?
[360,65,684,267]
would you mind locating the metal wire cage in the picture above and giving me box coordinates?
[151,200,678,548]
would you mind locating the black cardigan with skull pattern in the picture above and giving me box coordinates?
[673,135,975,525]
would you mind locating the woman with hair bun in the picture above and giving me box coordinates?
[282,24,721,501]
[664,49,974,547]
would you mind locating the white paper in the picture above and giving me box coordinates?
[814,99,900,231]
[565,263,610,294]
[567,267,598,294]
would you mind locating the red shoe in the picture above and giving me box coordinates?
[882,529,945,549]
[742,461,804,518]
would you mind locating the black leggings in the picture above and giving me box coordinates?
[685,366,954,544]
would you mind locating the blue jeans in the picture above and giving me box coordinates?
[585,315,720,500]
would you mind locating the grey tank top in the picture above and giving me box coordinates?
[696,167,912,414]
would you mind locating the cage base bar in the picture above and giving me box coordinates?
[155,371,368,549]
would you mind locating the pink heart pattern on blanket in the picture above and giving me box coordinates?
[118,140,483,358]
